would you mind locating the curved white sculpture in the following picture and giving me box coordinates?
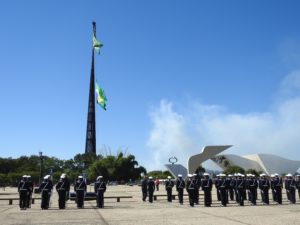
[187,145,232,174]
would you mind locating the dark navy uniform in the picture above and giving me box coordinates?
[227,175,234,201]
[141,177,148,201]
[74,177,87,208]
[165,178,174,202]
[272,175,282,204]
[26,176,34,208]
[56,175,70,209]
[186,176,196,207]
[176,176,185,205]
[18,176,30,210]
[285,175,296,204]
[193,175,201,205]
[236,176,245,206]
[147,178,155,203]
[218,175,229,206]
[38,176,53,210]
[201,174,212,207]
[246,176,258,205]
[259,175,270,205]
[94,176,107,208]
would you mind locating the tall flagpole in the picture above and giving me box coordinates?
[85,21,97,154]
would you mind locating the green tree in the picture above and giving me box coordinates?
[224,166,245,175]
[146,170,173,179]
[245,168,260,177]
[88,153,146,182]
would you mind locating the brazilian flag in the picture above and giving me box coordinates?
[93,35,103,54]
[95,81,107,110]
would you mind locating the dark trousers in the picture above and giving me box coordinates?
[261,189,269,204]
[228,188,234,201]
[41,191,50,209]
[274,188,282,204]
[194,189,199,204]
[219,188,227,206]
[203,190,212,207]
[249,189,257,205]
[166,189,172,202]
[237,189,244,206]
[58,190,67,209]
[97,190,104,208]
[19,190,28,209]
[148,191,154,203]
[177,189,184,204]
[142,189,147,201]
[288,189,296,204]
[188,189,195,207]
[76,190,85,208]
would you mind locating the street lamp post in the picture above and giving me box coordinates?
[39,151,43,185]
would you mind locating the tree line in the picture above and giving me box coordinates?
[0,152,146,186]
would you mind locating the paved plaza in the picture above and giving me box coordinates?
[1,185,300,225]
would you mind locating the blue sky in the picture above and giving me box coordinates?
[1,1,300,171]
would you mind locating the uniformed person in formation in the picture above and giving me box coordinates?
[141,176,148,201]
[246,174,258,205]
[259,173,270,205]
[236,173,245,206]
[26,175,34,208]
[227,174,234,201]
[165,176,174,202]
[193,173,201,205]
[147,177,155,203]
[176,174,185,205]
[18,175,30,210]
[272,173,283,204]
[74,175,87,208]
[201,172,212,207]
[285,173,296,204]
[217,174,229,207]
[186,174,196,207]
[55,173,70,209]
[38,175,53,210]
[214,174,221,202]
[94,176,107,208]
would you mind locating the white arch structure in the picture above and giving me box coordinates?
[187,145,232,174]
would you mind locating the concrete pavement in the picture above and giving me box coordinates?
[1,185,300,225]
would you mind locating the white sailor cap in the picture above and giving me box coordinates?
[274,173,279,176]
[149,176,153,179]
[286,173,293,177]
[270,174,275,178]
[22,175,27,178]
[228,174,233,177]
[260,173,266,177]
[203,173,209,176]
[219,174,226,177]
[60,174,66,179]
[193,173,197,176]
[188,174,193,178]
[167,176,171,179]
[78,175,83,179]
[97,176,103,180]
[178,174,182,177]
[44,175,50,179]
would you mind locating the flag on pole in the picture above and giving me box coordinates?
[95,81,107,110]
[93,35,103,54]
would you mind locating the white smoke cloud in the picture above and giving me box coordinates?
[145,71,300,171]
